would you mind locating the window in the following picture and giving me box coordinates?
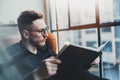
[69,0,96,26]
[48,0,120,80]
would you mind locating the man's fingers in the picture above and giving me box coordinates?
[45,61,58,67]
[44,56,61,64]
[34,56,61,79]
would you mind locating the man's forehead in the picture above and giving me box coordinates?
[32,19,46,29]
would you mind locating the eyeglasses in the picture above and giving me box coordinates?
[27,26,49,35]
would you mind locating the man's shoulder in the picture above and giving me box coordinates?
[3,42,24,57]
[7,42,20,49]
[6,42,21,52]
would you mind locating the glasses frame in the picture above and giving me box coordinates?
[27,26,49,35]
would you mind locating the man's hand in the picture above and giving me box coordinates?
[33,56,61,80]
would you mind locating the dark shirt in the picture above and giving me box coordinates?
[0,41,55,80]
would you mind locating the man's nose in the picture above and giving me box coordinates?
[43,31,48,37]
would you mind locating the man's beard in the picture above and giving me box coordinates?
[29,39,46,48]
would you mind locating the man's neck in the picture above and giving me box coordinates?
[21,40,37,54]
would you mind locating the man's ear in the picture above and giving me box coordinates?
[21,30,29,39]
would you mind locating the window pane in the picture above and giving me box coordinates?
[115,26,120,38]
[49,0,57,30]
[69,0,96,26]
[100,26,118,80]
[115,26,120,60]
[50,0,69,30]
[116,42,120,60]
[99,0,120,23]
[58,29,98,48]
[56,0,69,29]
[114,0,120,21]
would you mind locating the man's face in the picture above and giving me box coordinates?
[28,19,48,47]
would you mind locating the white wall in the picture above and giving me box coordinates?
[0,0,44,24]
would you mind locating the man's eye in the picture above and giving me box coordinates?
[38,31,42,33]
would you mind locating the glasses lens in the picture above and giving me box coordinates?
[41,27,49,35]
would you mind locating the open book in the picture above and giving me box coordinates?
[57,41,108,70]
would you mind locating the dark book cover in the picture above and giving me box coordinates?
[50,41,108,80]
[57,43,101,70]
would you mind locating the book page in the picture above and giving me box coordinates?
[57,42,70,57]
[58,41,109,57]
[97,41,109,52]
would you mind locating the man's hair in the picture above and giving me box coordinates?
[17,10,43,31]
